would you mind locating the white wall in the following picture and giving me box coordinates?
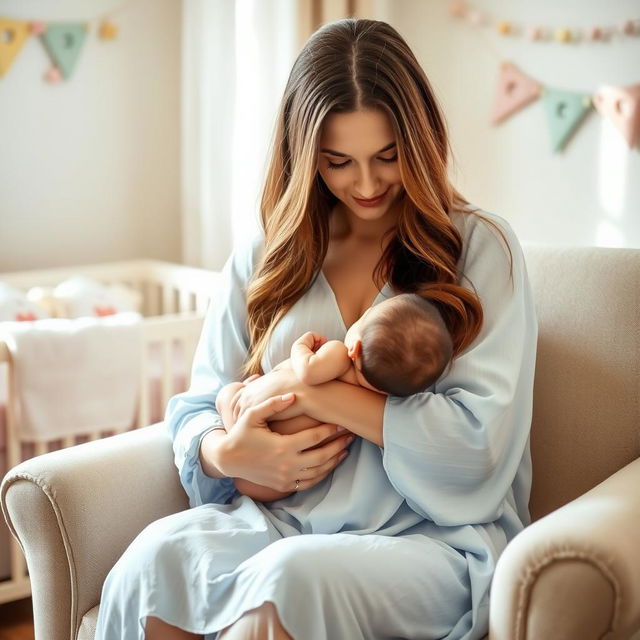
[387,0,640,247]
[0,0,181,272]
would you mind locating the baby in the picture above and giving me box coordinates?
[215,293,453,502]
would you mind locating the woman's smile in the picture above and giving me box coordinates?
[353,187,390,207]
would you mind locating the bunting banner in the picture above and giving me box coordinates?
[447,1,640,152]
[449,0,640,44]
[0,17,30,77]
[492,62,640,152]
[491,62,542,124]
[541,88,593,152]
[593,84,640,148]
[41,23,88,80]
[0,7,122,82]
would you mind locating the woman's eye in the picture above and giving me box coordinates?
[326,154,397,170]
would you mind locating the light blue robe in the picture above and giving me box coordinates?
[95,208,537,640]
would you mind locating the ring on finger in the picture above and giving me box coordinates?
[295,479,300,491]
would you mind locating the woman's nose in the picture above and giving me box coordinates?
[354,168,381,198]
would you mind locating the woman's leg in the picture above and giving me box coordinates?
[227,532,473,640]
[218,603,293,640]
[145,616,202,639]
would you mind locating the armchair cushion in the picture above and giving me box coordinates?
[490,457,640,639]
[1,424,188,640]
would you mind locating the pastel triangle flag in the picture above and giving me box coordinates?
[41,23,88,79]
[492,62,542,124]
[593,84,640,148]
[542,88,593,152]
[0,18,30,77]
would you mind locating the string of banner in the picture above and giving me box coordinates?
[0,2,130,84]
[448,0,640,151]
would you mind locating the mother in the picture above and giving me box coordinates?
[96,18,537,640]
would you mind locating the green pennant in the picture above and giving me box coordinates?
[542,88,593,152]
[41,23,88,79]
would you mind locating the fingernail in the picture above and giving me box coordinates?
[281,392,294,401]
[336,426,348,433]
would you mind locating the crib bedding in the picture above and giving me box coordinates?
[0,340,188,582]
[0,260,218,599]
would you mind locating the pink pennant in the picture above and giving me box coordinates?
[593,84,640,148]
[491,62,542,125]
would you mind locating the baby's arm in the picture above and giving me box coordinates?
[214,381,245,431]
[290,332,352,386]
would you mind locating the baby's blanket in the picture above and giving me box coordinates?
[0,312,143,441]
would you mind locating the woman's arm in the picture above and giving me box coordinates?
[166,235,352,506]
[202,393,353,493]
[230,367,386,446]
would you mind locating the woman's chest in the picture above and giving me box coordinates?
[322,247,385,328]
[261,242,392,372]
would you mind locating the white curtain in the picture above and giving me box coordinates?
[181,0,389,269]
[181,0,298,269]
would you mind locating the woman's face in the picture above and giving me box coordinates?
[317,109,403,225]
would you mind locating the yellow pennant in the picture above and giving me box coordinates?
[0,18,30,77]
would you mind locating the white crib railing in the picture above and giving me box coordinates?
[0,260,218,604]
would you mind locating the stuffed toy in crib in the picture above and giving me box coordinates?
[0,283,51,322]
[29,276,141,318]
[0,277,141,321]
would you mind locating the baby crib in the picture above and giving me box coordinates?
[0,259,219,604]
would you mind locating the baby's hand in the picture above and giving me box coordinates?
[294,331,328,353]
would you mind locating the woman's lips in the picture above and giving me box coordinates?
[353,188,389,207]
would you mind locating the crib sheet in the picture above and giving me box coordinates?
[0,341,188,581]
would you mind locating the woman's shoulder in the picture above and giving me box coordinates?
[451,204,522,273]
[450,203,522,265]
[228,229,266,279]
[450,204,516,243]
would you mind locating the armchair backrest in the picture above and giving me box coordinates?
[522,246,640,521]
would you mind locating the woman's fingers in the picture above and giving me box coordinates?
[297,447,349,481]
[242,393,296,425]
[296,446,351,491]
[297,431,354,468]
[242,374,261,384]
[289,422,349,452]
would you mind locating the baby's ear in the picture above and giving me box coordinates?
[347,339,362,360]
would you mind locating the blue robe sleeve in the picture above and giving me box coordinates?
[164,234,263,507]
[381,213,538,526]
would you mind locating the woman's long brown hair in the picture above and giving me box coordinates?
[242,18,512,377]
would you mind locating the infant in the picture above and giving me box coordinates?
[215,293,453,502]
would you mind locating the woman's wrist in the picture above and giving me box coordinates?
[199,428,230,479]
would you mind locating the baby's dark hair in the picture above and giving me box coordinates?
[359,294,453,397]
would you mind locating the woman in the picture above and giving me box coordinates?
[96,18,537,640]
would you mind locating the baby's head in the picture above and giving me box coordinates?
[344,294,453,397]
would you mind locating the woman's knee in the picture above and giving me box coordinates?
[264,534,351,584]
[219,602,292,640]
[145,616,202,639]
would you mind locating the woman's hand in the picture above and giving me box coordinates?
[210,393,353,492]
[231,367,304,423]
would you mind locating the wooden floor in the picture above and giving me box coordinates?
[0,597,34,640]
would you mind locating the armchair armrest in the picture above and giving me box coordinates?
[0,423,189,640]
[490,456,640,640]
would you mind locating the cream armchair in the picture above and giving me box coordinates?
[2,246,640,640]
